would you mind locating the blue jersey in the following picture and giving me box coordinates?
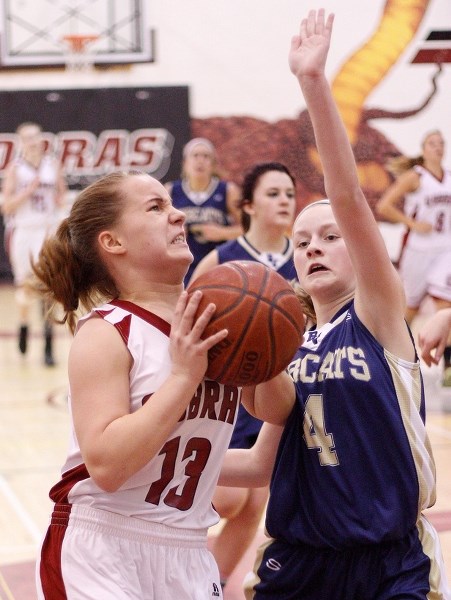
[171,178,229,284]
[217,235,297,449]
[217,235,297,282]
[266,301,436,549]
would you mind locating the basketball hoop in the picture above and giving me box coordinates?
[62,34,99,71]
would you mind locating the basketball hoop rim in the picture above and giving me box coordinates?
[62,34,99,53]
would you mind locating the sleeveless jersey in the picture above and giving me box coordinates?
[403,165,451,250]
[171,177,229,282]
[49,300,241,530]
[11,156,61,229]
[217,235,297,280]
[266,301,436,549]
[217,235,297,449]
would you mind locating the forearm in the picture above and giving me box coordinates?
[218,423,284,487]
[377,200,414,228]
[220,223,242,240]
[298,74,359,202]
[80,373,202,492]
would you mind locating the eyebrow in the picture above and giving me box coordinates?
[294,221,338,236]
[144,196,171,207]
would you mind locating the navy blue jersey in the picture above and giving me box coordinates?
[218,235,297,449]
[217,235,297,282]
[171,178,229,284]
[266,301,436,549]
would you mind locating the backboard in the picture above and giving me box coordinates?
[0,0,153,68]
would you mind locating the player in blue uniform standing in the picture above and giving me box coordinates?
[191,161,297,590]
[165,138,242,285]
[236,9,450,599]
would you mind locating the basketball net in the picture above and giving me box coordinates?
[62,34,99,72]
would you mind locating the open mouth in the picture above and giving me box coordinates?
[172,234,186,244]
[308,264,327,275]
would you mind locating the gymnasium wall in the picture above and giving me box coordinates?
[0,0,449,278]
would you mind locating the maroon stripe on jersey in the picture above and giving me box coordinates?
[110,298,171,336]
[114,313,132,344]
[96,308,114,318]
[49,463,90,503]
[39,504,72,599]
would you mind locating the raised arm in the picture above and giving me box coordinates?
[289,10,410,357]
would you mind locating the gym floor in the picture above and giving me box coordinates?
[0,282,450,600]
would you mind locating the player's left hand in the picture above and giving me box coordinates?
[288,9,334,79]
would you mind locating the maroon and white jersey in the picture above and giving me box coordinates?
[50,300,241,530]
[10,155,61,230]
[403,166,451,250]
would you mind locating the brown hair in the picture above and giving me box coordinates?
[239,162,296,232]
[291,281,316,327]
[386,129,442,176]
[31,171,140,333]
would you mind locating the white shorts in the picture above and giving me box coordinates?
[9,226,49,286]
[399,246,451,308]
[36,503,223,600]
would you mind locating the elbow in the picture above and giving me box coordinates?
[85,461,127,493]
[375,204,385,219]
[375,200,388,219]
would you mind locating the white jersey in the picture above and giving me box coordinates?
[403,165,451,250]
[11,155,61,229]
[51,300,241,530]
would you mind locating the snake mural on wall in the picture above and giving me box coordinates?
[191,0,443,214]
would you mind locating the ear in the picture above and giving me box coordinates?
[242,201,255,216]
[98,230,126,255]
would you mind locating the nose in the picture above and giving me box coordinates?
[306,238,323,257]
[170,206,186,224]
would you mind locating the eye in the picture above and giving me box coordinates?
[325,233,339,242]
[296,239,309,248]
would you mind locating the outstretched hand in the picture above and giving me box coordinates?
[288,9,334,79]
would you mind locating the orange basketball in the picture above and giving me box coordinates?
[187,260,304,386]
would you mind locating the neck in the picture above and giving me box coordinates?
[23,150,42,168]
[245,227,288,253]
[423,159,443,179]
[312,292,354,328]
[115,271,185,314]
[185,174,212,192]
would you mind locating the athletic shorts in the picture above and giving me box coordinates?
[244,516,450,599]
[399,246,451,308]
[36,503,223,600]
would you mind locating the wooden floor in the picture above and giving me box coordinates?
[0,281,450,599]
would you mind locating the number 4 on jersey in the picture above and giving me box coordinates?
[303,394,339,466]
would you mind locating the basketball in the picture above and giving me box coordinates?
[187,260,304,386]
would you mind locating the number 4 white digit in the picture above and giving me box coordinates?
[303,394,339,466]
